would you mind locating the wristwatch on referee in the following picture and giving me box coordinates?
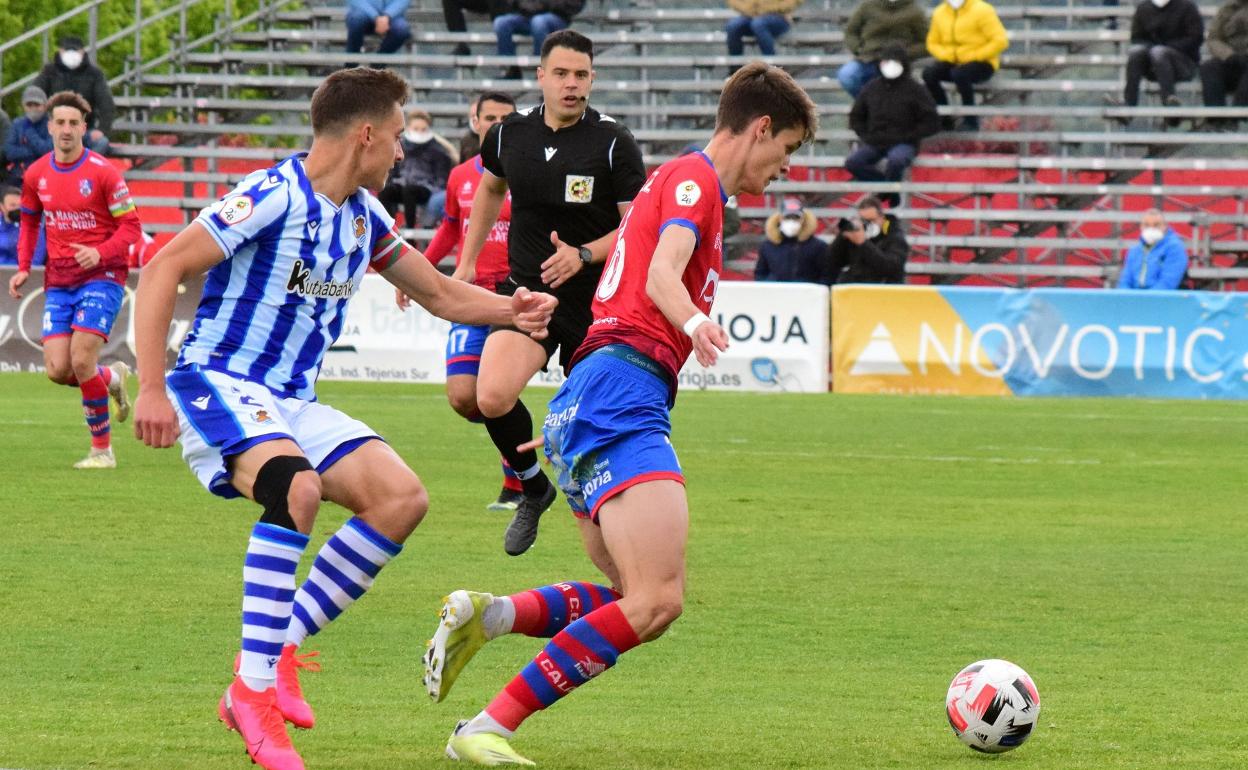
[577,246,593,265]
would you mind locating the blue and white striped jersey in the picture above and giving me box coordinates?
[175,153,405,400]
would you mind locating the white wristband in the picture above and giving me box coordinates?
[682,312,711,338]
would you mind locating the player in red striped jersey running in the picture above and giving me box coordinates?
[7,91,140,469]
[423,62,819,766]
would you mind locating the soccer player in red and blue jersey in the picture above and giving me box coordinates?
[422,62,819,766]
[397,92,524,511]
[7,91,140,469]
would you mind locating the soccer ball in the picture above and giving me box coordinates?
[945,659,1041,753]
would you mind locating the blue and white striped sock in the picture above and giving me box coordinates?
[239,522,309,688]
[285,517,402,648]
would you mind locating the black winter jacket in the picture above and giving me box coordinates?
[1129,0,1204,63]
[33,53,115,133]
[849,67,940,148]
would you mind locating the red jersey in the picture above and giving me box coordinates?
[424,155,511,291]
[575,151,725,381]
[19,148,141,289]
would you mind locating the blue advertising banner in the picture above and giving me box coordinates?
[833,286,1248,399]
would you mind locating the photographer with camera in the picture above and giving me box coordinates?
[828,196,908,284]
[753,197,833,285]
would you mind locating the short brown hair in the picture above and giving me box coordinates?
[46,91,91,121]
[857,195,884,213]
[716,62,817,145]
[310,68,409,136]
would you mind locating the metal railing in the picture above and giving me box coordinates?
[0,0,103,101]
[0,0,298,105]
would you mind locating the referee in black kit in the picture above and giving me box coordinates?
[454,28,646,557]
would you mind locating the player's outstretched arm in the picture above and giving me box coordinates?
[381,242,557,338]
[133,223,226,448]
[646,225,729,367]
[453,170,507,283]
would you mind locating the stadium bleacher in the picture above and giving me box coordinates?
[7,0,1248,288]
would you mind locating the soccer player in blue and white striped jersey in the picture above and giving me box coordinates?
[131,67,556,770]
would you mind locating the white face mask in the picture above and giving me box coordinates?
[24,107,45,122]
[947,0,965,9]
[864,222,882,239]
[1140,227,1164,245]
[60,50,84,69]
[405,129,433,144]
[1151,0,1169,7]
[879,60,904,80]
[779,219,802,239]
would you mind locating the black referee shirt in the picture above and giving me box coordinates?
[480,103,646,296]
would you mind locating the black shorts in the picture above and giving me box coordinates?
[490,276,593,371]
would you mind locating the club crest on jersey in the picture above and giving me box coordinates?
[353,215,367,246]
[565,175,593,204]
[79,179,93,197]
[252,410,274,425]
[215,195,254,226]
[38,177,47,190]
[675,180,701,207]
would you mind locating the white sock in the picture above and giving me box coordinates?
[481,595,515,640]
[464,711,513,738]
[241,674,274,692]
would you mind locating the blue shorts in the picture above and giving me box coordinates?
[542,345,683,522]
[446,322,489,377]
[43,281,125,341]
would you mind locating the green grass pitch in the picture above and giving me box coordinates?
[0,372,1245,769]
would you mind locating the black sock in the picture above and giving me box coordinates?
[484,400,549,497]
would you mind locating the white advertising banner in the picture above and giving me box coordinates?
[320,275,830,393]
[677,281,829,393]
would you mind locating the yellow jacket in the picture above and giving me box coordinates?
[926,0,1009,70]
[727,0,803,16]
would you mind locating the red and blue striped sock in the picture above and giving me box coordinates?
[507,581,621,638]
[80,372,110,450]
[501,460,522,492]
[484,601,640,731]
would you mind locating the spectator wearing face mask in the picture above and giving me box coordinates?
[922,0,1009,131]
[754,198,832,285]
[1106,0,1202,119]
[32,36,114,155]
[827,196,908,284]
[379,109,458,229]
[1117,208,1188,290]
[846,46,940,205]
[3,86,52,187]
[0,185,46,267]
[838,0,929,98]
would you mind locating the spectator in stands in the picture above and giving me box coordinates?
[846,46,940,204]
[0,107,8,174]
[922,0,1008,131]
[443,0,508,55]
[754,198,831,285]
[725,0,803,59]
[0,186,46,267]
[4,86,52,187]
[380,109,457,228]
[838,0,928,98]
[1200,0,1248,129]
[494,0,585,78]
[32,36,114,155]
[1117,208,1189,290]
[1106,0,1203,118]
[828,196,908,284]
[345,0,412,61]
